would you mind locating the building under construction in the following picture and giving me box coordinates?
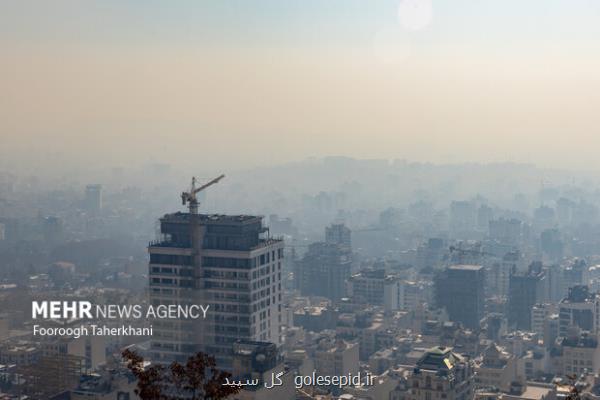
[15,354,84,399]
[148,176,284,369]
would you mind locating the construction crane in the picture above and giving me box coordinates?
[181,174,225,214]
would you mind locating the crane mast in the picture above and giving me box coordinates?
[181,174,225,214]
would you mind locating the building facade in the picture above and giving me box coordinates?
[295,242,351,302]
[407,346,475,400]
[558,285,600,337]
[508,262,548,331]
[148,213,283,368]
[435,265,485,330]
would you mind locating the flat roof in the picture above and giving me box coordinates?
[162,212,263,225]
[518,385,552,400]
[448,264,483,271]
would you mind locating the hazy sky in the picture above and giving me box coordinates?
[2,0,600,173]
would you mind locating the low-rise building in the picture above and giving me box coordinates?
[406,346,475,400]
[475,344,520,392]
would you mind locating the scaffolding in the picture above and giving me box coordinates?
[15,354,84,399]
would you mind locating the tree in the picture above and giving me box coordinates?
[122,349,240,400]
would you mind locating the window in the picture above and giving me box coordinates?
[202,257,251,269]
[150,254,192,265]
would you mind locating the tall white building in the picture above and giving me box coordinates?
[531,303,557,336]
[148,213,283,368]
[384,279,433,312]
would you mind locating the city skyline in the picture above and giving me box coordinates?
[3,3,600,398]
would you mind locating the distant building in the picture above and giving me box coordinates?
[13,354,84,398]
[561,259,588,298]
[348,268,387,305]
[435,265,485,329]
[489,218,522,246]
[42,335,106,371]
[559,332,600,376]
[415,238,446,270]
[71,369,137,400]
[313,337,359,393]
[531,303,557,336]
[475,344,519,392]
[84,184,102,211]
[0,217,19,242]
[0,342,40,365]
[484,313,508,342]
[450,201,477,237]
[325,222,351,248]
[477,205,493,231]
[541,229,563,262]
[268,214,297,237]
[406,346,474,400]
[384,279,433,312]
[533,206,555,231]
[559,285,600,337]
[42,216,64,244]
[544,314,559,350]
[231,340,295,400]
[489,251,519,297]
[296,242,351,302]
[293,306,337,332]
[508,262,548,331]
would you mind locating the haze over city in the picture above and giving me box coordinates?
[2,0,600,174]
[3,1,600,400]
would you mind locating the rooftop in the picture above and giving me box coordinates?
[161,212,263,225]
[448,264,483,271]
[561,334,598,348]
[517,384,554,400]
[416,346,464,371]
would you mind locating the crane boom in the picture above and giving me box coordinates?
[181,174,225,214]
[192,174,225,195]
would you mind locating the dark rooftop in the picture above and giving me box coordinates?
[161,212,263,225]
[416,346,463,371]
[561,334,598,349]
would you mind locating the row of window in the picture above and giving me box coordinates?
[151,266,193,276]
[212,292,251,302]
[151,277,194,288]
[150,254,192,265]
[212,304,251,313]
[202,257,252,269]
[202,251,283,270]
[205,281,249,290]
[204,270,249,280]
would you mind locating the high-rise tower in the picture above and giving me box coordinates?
[148,212,283,368]
[435,265,485,330]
